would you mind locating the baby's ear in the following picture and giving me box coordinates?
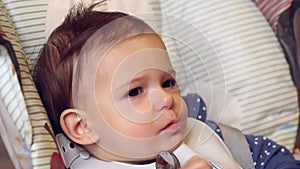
[60,109,99,145]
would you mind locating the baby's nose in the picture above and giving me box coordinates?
[149,88,174,111]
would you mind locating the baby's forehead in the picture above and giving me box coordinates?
[106,48,172,70]
[107,50,173,86]
[73,33,171,81]
[100,36,169,67]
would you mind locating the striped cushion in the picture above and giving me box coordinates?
[2,0,49,72]
[0,4,32,146]
[0,1,57,169]
[252,0,293,33]
[45,0,162,37]
[0,45,33,169]
[160,0,298,151]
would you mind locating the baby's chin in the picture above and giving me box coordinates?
[86,124,186,163]
[104,141,183,163]
[169,140,184,152]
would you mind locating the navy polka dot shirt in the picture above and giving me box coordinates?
[183,93,300,169]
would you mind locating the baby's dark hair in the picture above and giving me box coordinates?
[35,3,155,134]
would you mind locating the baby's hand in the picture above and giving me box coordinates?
[180,156,213,169]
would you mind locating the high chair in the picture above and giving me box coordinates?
[0,0,299,168]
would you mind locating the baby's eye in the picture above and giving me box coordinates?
[128,87,143,97]
[162,79,177,88]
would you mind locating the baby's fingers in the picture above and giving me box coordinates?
[180,156,213,169]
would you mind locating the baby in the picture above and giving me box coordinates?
[35,3,300,169]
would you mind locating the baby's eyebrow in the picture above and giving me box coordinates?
[115,69,177,90]
[115,75,145,91]
[167,69,177,77]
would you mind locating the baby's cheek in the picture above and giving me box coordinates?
[126,123,158,138]
[129,97,151,112]
[178,98,188,116]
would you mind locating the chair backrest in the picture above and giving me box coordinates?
[0,1,57,169]
[160,0,299,152]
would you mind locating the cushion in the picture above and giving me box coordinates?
[2,0,49,72]
[0,7,32,147]
[1,1,57,168]
[160,0,299,151]
[251,0,293,33]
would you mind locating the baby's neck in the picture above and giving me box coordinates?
[125,159,156,165]
[85,143,158,165]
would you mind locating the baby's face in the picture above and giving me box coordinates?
[91,34,188,161]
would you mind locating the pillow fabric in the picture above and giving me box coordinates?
[3,0,163,168]
[45,0,162,37]
[0,43,33,168]
[2,0,49,72]
[1,1,57,169]
[0,4,32,147]
[160,0,299,151]
[251,0,293,33]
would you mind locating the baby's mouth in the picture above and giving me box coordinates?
[160,120,183,132]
